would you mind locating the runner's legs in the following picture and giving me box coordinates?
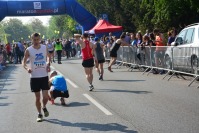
[34,92,42,114]
[42,90,49,108]
[84,67,93,85]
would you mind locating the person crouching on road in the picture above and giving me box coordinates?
[49,70,69,105]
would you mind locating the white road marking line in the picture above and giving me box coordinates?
[65,78,79,88]
[83,94,113,116]
[50,66,79,88]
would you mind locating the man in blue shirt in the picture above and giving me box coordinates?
[49,70,69,105]
[17,41,25,64]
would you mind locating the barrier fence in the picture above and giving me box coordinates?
[105,46,199,87]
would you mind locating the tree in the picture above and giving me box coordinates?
[3,18,32,43]
[27,18,48,39]
[47,15,77,39]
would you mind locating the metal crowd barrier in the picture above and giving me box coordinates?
[105,46,199,87]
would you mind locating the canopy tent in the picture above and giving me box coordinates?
[88,19,123,37]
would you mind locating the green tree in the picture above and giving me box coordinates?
[27,18,48,39]
[3,18,32,43]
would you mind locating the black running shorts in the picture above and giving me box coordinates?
[52,90,69,99]
[98,59,105,64]
[30,76,49,92]
[82,58,94,68]
[110,51,117,58]
[48,50,54,54]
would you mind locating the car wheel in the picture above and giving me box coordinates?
[165,55,172,70]
[191,55,198,75]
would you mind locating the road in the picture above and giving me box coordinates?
[0,58,199,133]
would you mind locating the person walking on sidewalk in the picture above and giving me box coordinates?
[22,33,51,122]
[94,37,105,80]
[74,33,95,91]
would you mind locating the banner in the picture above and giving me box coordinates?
[7,0,66,16]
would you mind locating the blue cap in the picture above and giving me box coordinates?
[94,37,99,41]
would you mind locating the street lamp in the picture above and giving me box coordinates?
[54,30,60,38]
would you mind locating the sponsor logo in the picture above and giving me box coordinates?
[35,53,44,61]
[34,2,41,9]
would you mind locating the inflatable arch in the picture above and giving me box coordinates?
[0,0,97,32]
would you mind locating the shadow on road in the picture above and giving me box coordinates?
[54,102,89,107]
[45,119,138,133]
[0,65,18,94]
[0,96,8,99]
[94,89,152,94]
[68,102,90,107]
[2,89,16,91]
[104,80,145,82]
[0,103,12,106]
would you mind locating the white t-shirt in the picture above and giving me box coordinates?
[27,45,48,78]
[47,43,54,51]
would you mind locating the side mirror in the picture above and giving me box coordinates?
[171,42,179,46]
[171,42,175,46]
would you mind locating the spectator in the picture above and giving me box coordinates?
[142,35,153,66]
[153,28,166,74]
[17,41,25,64]
[130,33,137,47]
[64,39,72,59]
[13,43,21,64]
[149,33,156,66]
[108,32,112,40]
[167,30,176,46]
[144,29,149,36]
[5,43,12,63]
[136,32,143,64]
[124,32,131,44]
[1,44,6,66]
[71,39,77,57]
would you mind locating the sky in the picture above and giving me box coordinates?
[4,16,51,25]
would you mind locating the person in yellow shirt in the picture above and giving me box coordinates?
[54,39,63,64]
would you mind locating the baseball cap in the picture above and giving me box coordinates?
[94,37,99,41]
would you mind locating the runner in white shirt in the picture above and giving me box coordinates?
[22,33,51,122]
[46,39,55,63]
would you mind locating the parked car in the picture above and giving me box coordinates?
[165,23,199,74]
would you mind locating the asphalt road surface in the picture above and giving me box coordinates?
[0,58,199,133]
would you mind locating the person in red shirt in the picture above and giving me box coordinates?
[153,28,166,74]
[74,33,96,91]
[5,43,12,63]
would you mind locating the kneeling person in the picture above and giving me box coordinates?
[49,71,69,105]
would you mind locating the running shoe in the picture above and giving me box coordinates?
[108,67,113,72]
[89,85,94,91]
[99,75,103,81]
[37,114,43,122]
[43,108,49,117]
[60,98,66,105]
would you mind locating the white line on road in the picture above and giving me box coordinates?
[50,66,79,88]
[83,94,113,116]
[65,78,79,88]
